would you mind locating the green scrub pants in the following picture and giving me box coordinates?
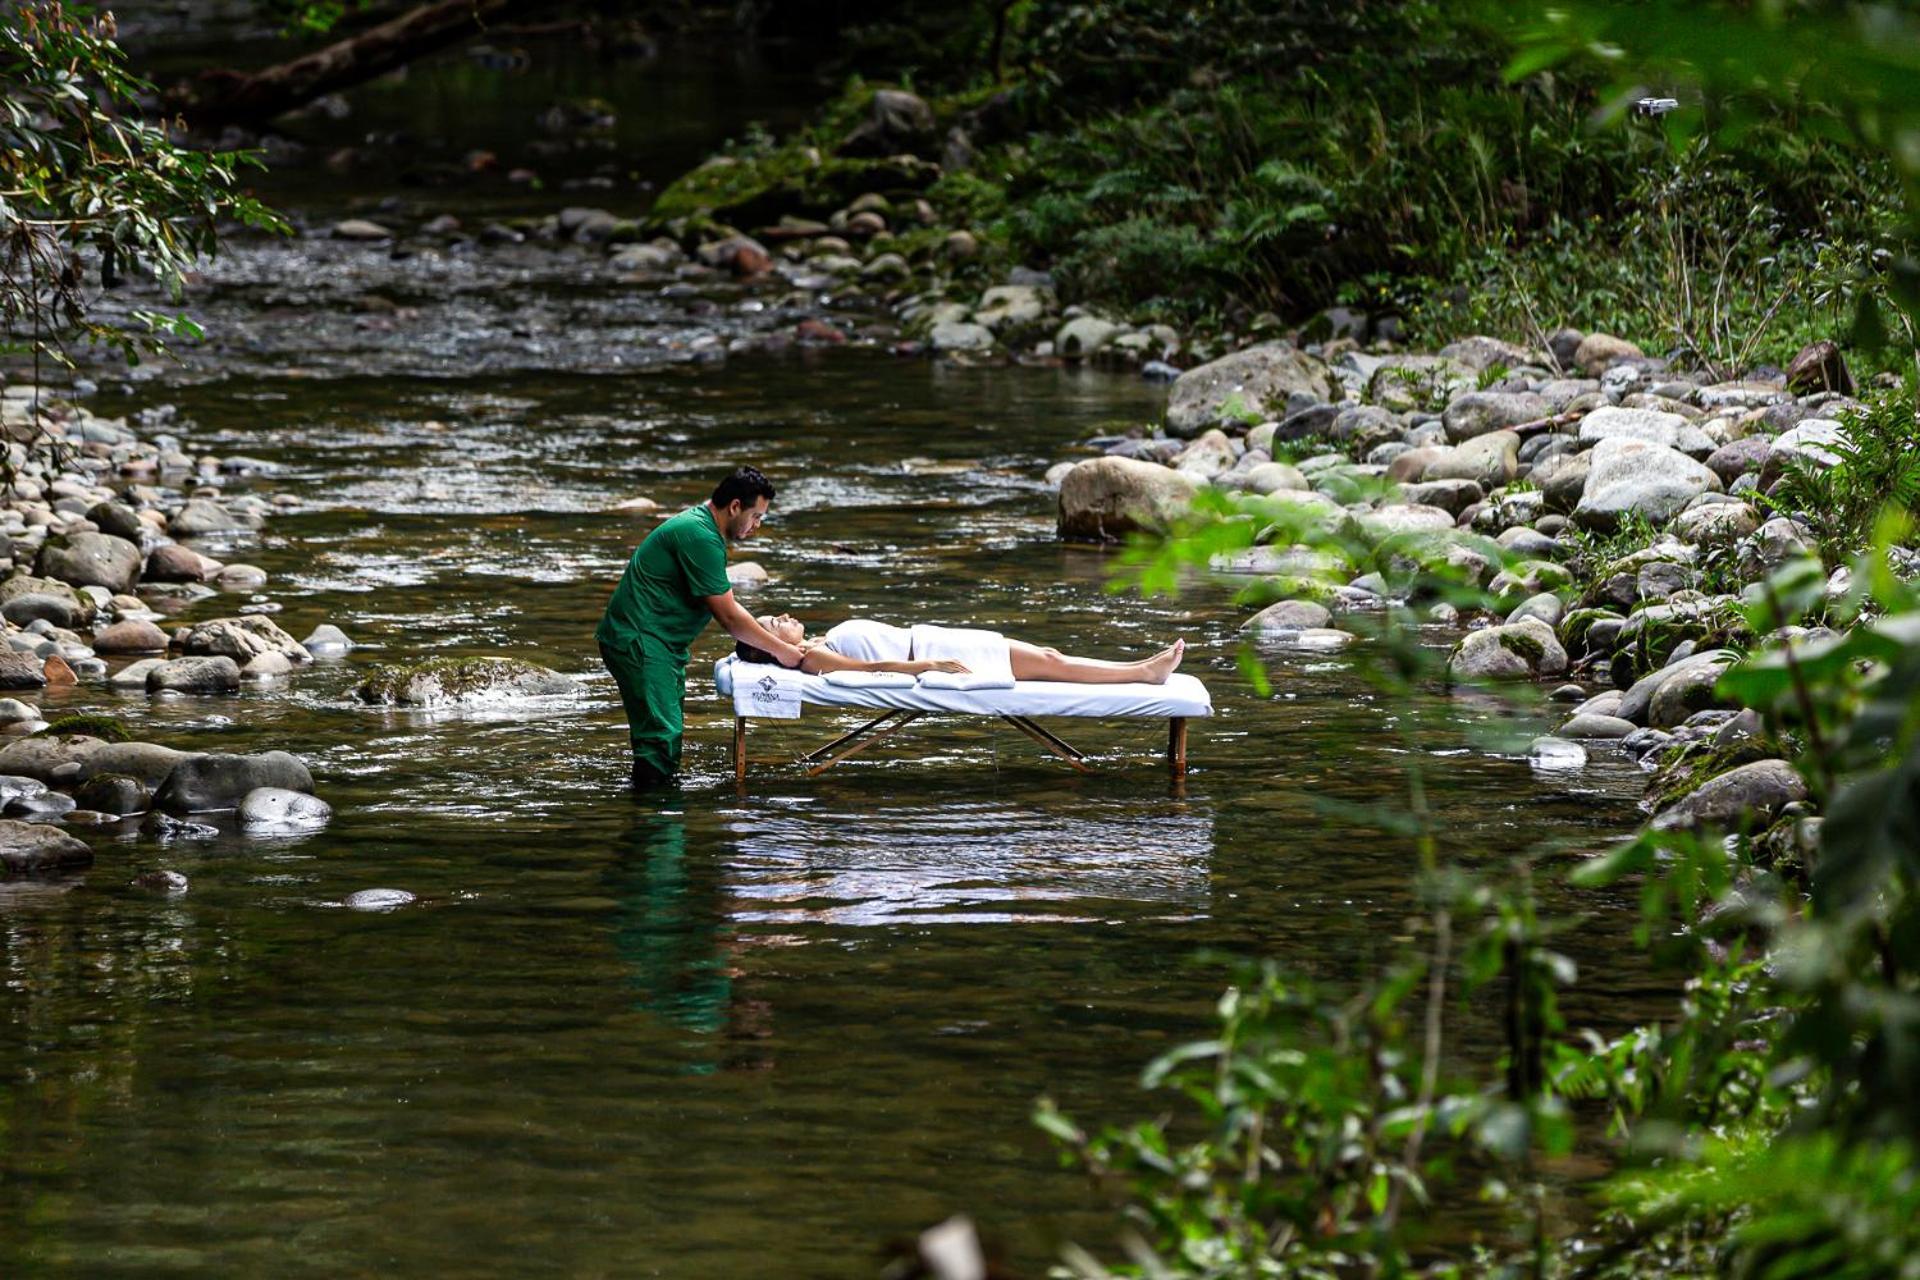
[600,639,686,783]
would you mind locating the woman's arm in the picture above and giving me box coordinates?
[797,648,967,676]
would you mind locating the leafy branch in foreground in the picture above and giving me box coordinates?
[0,2,286,375]
[1035,469,1920,1277]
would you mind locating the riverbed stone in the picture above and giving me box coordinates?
[1574,438,1721,531]
[1738,517,1815,580]
[1165,343,1341,438]
[1654,759,1807,831]
[74,773,148,816]
[1573,332,1644,373]
[147,656,242,695]
[215,563,268,590]
[1398,478,1483,515]
[180,616,312,666]
[86,742,187,789]
[972,285,1051,332]
[85,500,145,542]
[1534,453,1591,514]
[1441,391,1550,442]
[108,657,166,690]
[1614,649,1736,725]
[170,498,252,537]
[1647,657,1734,729]
[354,657,583,707]
[1671,501,1761,548]
[1058,457,1205,541]
[155,751,315,815]
[0,651,47,690]
[1704,437,1772,485]
[930,320,995,353]
[94,619,169,653]
[1448,618,1568,681]
[145,543,219,582]
[1055,315,1124,358]
[300,624,354,656]
[1243,599,1335,633]
[240,786,332,832]
[0,818,91,873]
[0,698,37,724]
[1438,335,1537,373]
[1577,406,1714,456]
[1239,461,1310,495]
[1527,736,1587,770]
[1424,431,1518,487]
[1557,713,1637,739]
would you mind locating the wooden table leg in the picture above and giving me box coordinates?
[1168,716,1188,781]
[733,716,747,783]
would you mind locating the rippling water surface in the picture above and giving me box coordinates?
[0,341,1662,1275]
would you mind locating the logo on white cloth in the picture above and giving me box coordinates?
[751,674,783,707]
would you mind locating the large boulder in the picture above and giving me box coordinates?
[1058,457,1205,541]
[39,535,132,593]
[0,574,90,628]
[1574,438,1722,531]
[1441,391,1550,443]
[1449,618,1569,682]
[0,818,91,873]
[154,751,314,815]
[1653,759,1807,831]
[1165,343,1341,438]
[354,657,583,707]
[180,616,312,666]
[1577,406,1715,457]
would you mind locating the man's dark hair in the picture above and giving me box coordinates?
[711,466,775,510]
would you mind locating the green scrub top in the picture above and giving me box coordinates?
[596,504,732,658]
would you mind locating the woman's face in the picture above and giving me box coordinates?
[757,614,805,645]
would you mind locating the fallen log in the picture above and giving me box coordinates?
[178,0,553,130]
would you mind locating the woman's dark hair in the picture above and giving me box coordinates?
[735,639,778,665]
[712,466,775,510]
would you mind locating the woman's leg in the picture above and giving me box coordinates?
[1008,638,1184,684]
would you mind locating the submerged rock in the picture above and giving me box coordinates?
[300,624,355,656]
[154,751,315,815]
[240,786,332,832]
[344,887,416,911]
[354,657,583,707]
[131,869,190,893]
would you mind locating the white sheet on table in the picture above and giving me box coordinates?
[715,655,1212,720]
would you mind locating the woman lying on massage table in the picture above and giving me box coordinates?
[735,616,1186,685]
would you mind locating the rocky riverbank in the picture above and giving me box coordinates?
[1049,327,1865,843]
[0,386,347,874]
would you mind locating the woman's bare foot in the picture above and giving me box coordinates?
[1140,639,1185,684]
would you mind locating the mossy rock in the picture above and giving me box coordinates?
[649,152,942,229]
[354,657,583,707]
[39,713,131,743]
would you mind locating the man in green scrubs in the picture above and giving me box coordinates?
[597,466,805,787]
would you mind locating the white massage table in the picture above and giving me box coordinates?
[713,654,1213,781]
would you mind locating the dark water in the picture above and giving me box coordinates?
[1,345,1658,1276]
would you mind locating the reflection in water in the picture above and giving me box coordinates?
[611,813,731,1042]
[722,801,1215,926]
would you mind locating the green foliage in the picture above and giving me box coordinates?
[0,3,287,372]
[1767,378,1920,565]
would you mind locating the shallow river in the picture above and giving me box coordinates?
[2,308,1660,1274]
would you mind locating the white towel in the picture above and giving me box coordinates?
[911,624,1014,689]
[731,664,806,719]
[824,669,917,688]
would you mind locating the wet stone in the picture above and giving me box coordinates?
[0,818,91,873]
[344,888,415,911]
[132,869,190,893]
[240,787,332,831]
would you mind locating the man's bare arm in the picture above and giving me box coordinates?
[705,591,806,667]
